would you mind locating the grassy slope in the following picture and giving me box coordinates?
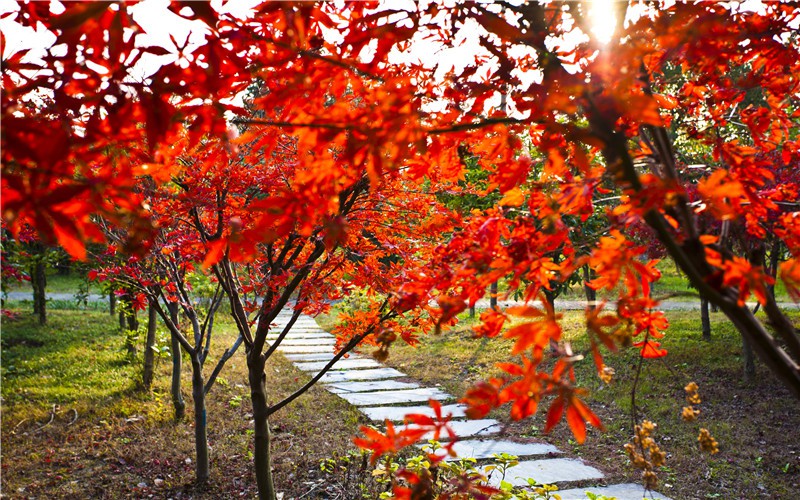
[1,309,365,499]
[335,308,800,500]
[3,272,89,294]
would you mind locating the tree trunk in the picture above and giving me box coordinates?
[742,333,756,383]
[701,297,711,341]
[582,265,596,309]
[248,353,277,500]
[490,281,498,310]
[125,300,139,357]
[127,308,139,331]
[191,355,210,485]
[109,291,116,316]
[469,305,475,319]
[119,310,126,329]
[31,259,47,325]
[142,305,157,390]
[168,303,186,420]
[543,289,556,309]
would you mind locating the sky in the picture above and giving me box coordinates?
[1,0,787,118]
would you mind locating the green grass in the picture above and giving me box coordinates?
[3,298,110,312]
[2,306,368,499]
[2,310,138,419]
[3,272,90,294]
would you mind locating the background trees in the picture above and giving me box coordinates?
[3,1,800,497]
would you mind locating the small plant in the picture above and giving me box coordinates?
[122,329,140,361]
[320,442,569,500]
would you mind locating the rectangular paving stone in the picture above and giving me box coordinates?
[267,333,332,340]
[361,404,467,422]
[556,483,671,500]
[282,353,337,362]
[279,338,336,346]
[277,345,335,354]
[325,380,420,394]
[486,458,604,487]
[270,323,325,332]
[294,358,382,372]
[337,387,452,406]
[318,367,405,383]
[273,322,319,329]
[410,419,502,441]
[426,439,560,461]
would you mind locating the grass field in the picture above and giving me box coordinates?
[1,309,366,499]
[3,272,91,295]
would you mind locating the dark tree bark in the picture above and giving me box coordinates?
[168,302,185,420]
[582,265,596,309]
[109,290,116,316]
[543,289,557,309]
[30,258,47,325]
[490,280,498,310]
[248,353,277,500]
[742,333,756,383]
[191,355,210,484]
[127,308,139,331]
[701,297,711,341]
[142,304,158,390]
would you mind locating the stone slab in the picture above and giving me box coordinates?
[337,387,452,406]
[282,353,337,362]
[267,332,331,338]
[294,358,382,372]
[426,439,560,461]
[318,367,405,383]
[268,335,332,342]
[556,483,671,500]
[277,345,334,354]
[325,380,421,394]
[411,419,502,440]
[361,404,467,422]
[272,326,326,331]
[278,338,336,346]
[272,322,320,329]
[486,458,604,487]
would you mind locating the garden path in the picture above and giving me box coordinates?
[271,310,672,500]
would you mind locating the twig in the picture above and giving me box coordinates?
[12,418,29,434]
[33,404,57,433]
[66,408,79,426]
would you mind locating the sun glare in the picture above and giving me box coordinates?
[588,0,618,44]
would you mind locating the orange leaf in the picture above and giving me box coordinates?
[499,187,525,207]
[635,340,668,359]
[566,404,587,444]
[202,239,227,269]
[544,396,565,433]
[52,218,86,260]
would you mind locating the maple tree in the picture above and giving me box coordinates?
[168,123,455,496]
[4,1,800,498]
[91,188,242,484]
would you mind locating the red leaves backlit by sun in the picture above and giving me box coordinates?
[353,421,428,466]
[353,400,457,465]
[6,1,800,480]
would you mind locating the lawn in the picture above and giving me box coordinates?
[1,309,366,499]
[3,272,92,295]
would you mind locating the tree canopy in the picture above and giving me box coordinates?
[3,1,800,497]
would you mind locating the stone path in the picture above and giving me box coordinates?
[271,311,672,500]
